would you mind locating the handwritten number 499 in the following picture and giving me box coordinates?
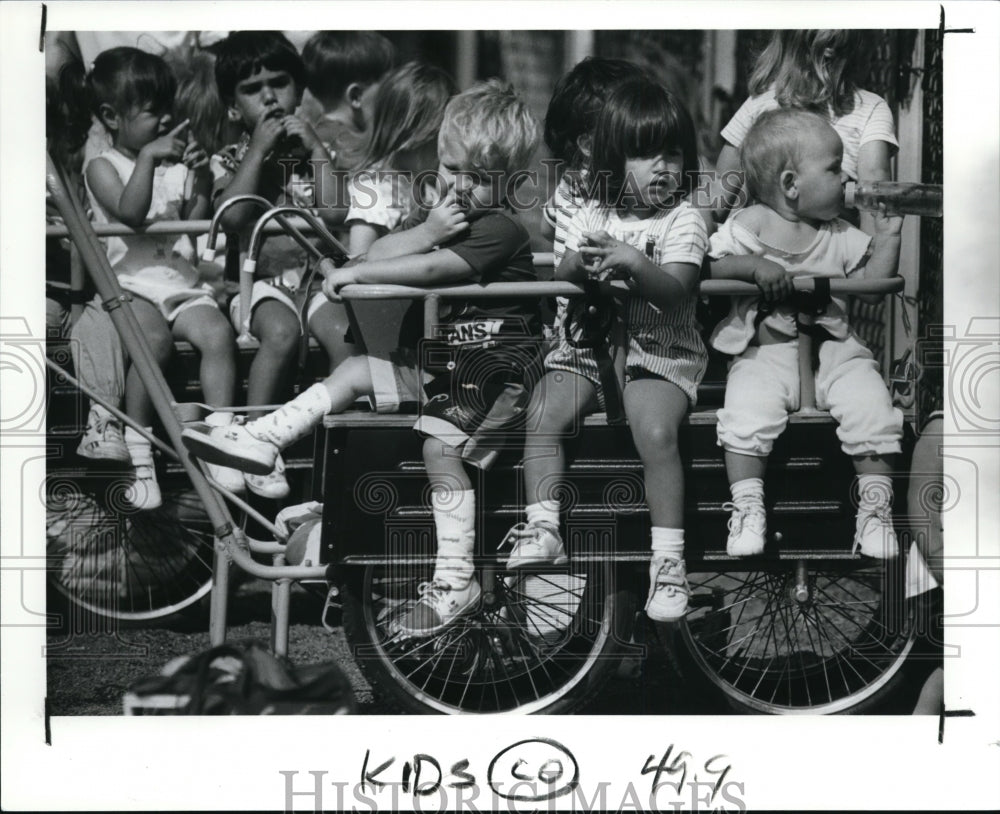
[641,745,732,803]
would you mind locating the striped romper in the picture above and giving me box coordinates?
[544,198,709,406]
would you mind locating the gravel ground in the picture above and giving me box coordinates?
[46,579,724,716]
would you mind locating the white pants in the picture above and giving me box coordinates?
[717,334,903,457]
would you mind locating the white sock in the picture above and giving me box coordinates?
[248,383,332,449]
[857,474,893,512]
[526,500,560,529]
[432,489,476,589]
[124,426,154,468]
[651,527,684,560]
[731,477,764,506]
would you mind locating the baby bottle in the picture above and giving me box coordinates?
[844,181,942,218]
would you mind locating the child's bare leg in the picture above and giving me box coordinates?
[725,451,768,484]
[122,299,172,509]
[123,299,173,426]
[853,453,896,475]
[523,371,598,507]
[246,300,299,418]
[308,301,359,373]
[623,378,688,529]
[172,305,236,408]
[624,378,690,621]
[173,304,245,491]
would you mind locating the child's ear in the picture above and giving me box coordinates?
[780,168,799,200]
[575,133,593,159]
[346,82,365,110]
[97,103,120,132]
[226,105,242,123]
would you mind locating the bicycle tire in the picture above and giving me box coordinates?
[46,469,216,627]
[680,560,918,714]
[340,561,634,714]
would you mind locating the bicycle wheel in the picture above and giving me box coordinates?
[341,561,633,714]
[46,470,216,626]
[681,561,917,714]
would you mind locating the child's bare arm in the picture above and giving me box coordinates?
[88,122,188,228]
[320,249,475,301]
[365,191,468,261]
[554,249,588,282]
[855,207,902,304]
[181,142,212,220]
[712,142,744,222]
[579,230,698,311]
[215,115,286,231]
[708,254,792,303]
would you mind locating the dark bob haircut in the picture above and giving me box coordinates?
[587,76,700,206]
[211,31,305,103]
[87,46,177,116]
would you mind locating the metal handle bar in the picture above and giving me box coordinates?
[337,276,904,301]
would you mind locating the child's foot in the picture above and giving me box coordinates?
[723,501,767,556]
[245,454,290,499]
[124,464,162,511]
[77,407,129,462]
[503,522,568,570]
[645,555,689,622]
[181,421,278,475]
[853,506,899,559]
[398,578,481,637]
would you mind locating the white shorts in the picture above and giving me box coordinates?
[229,278,329,339]
[717,334,904,457]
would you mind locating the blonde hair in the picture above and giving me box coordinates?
[740,108,834,203]
[438,79,540,177]
[748,30,869,117]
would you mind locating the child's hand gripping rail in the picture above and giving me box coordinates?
[238,206,350,345]
[337,275,904,414]
[703,276,906,412]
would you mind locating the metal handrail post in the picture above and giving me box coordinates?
[45,153,238,645]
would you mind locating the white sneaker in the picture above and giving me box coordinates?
[398,578,481,636]
[77,407,130,462]
[503,522,568,570]
[124,463,162,511]
[181,421,278,475]
[245,454,290,499]
[854,506,899,559]
[645,556,689,622]
[723,501,766,556]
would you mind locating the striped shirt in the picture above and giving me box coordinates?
[721,88,899,181]
[544,199,709,405]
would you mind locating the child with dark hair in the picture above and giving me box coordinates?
[78,47,238,507]
[541,57,650,264]
[208,31,333,498]
[508,76,708,623]
[301,31,396,172]
[709,108,904,559]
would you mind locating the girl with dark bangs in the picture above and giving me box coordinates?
[77,47,239,509]
[504,77,709,624]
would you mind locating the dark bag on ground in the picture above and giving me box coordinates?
[123,639,354,715]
